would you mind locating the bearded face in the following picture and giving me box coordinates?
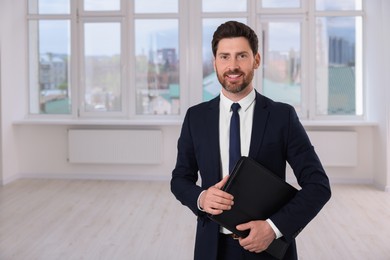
[215,66,255,94]
[213,37,260,96]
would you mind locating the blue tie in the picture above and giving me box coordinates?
[229,103,241,173]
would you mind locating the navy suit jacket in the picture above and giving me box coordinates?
[171,91,331,260]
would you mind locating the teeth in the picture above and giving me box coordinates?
[227,74,240,78]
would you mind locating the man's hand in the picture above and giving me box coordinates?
[199,176,234,215]
[236,220,276,253]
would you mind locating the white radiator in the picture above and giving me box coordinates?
[68,129,162,164]
[307,131,357,167]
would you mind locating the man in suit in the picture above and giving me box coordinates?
[171,21,331,260]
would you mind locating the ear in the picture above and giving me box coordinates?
[213,58,217,71]
[254,53,261,69]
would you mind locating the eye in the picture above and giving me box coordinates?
[238,53,248,60]
[219,54,229,60]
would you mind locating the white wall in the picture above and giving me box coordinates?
[0,0,26,184]
[11,123,376,184]
[365,0,390,190]
[0,0,3,183]
[381,0,390,191]
[14,125,180,181]
[1,1,389,190]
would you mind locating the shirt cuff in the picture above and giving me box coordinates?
[197,190,206,211]
[266,219,283,239]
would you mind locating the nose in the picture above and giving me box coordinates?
[227,57,239,71]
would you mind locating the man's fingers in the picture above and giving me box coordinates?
[209,197,233,209]
[236,222,250,231]
[237,220,275,253]
[214,175,230,189]
[207,208,223,215]
[206,199,232,215]
[211,187,234,200]
[201,185,234,214]
[206,189,234,208]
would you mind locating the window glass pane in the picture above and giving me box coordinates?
[28,20,71,114]
[316,17,362,116]
[202,0,246,12]
[135,0,178,13]
[84,23,121,112]
[261,22,302,112]
[135,19,179,115]
[84,0,120,11]
[28,0,70,14]
[261,0,300,8]
[316,0,362,11]
[202,18,247,101]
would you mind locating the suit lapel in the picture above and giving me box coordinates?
[206,96,222,181]
[249,92,269,158]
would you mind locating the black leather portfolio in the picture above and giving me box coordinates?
[209,156,298,259]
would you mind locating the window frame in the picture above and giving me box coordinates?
[258,0,307,13]
[256,15,309,118]
[26,11,74,119]
[309,3,365,120]
[131,12,185,119]
[78,17,127,118]
[77,0,127,118]
[25,0,365,123]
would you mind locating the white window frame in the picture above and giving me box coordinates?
[78,17,127,118]
[77,0,126,118]
[26,11,73,119]
[309,4,365,120]
[130,3,187,120]
[25,0,365,123]
[256,15,309,118]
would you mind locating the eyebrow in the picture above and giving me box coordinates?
[217,51,250,56]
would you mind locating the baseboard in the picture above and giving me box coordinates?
[11,173,390,192]
[19,172,171,182]
[373,181,390,192]
[286,176,373,186]
[328,178,374,185]
[1,174,21,186]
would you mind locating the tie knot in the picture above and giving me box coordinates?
[231,103,241,113]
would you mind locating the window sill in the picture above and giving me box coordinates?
[13,118,377,127]
[13,118,183,126]
[300,120,377,127]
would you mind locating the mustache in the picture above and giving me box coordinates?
[224,69,244,76]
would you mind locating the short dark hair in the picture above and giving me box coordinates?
[211,21,259,57]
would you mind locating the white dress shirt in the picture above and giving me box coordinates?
[198,89,282,239]
[219,89,255,177]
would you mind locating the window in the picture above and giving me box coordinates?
[134,0,178,13]
[262,0,301,9]
[134,19,180,115]
[28,0,70,14]
[27,0,181,117]
[84,0,120,11]
[315,4,363,116]
[202,0,247,13]
[28,0,71,115]
[260,20,303,114]
[26,0,364,121]
[133,0,180,116]
[82,22,122,114]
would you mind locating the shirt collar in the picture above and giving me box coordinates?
[220,88,256,112]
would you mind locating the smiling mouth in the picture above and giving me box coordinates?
[225,73,243,80]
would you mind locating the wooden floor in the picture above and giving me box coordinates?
[0,180,389,260]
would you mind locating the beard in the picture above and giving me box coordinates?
[216,67,254,94]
